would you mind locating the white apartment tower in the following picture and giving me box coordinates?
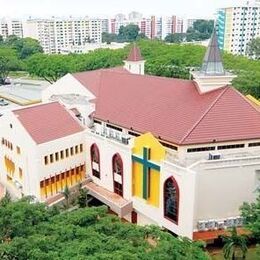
[24,18,102,54]
[217,2,260,55]
[0,18,23,39]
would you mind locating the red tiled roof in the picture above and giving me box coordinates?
[90,70,260,145]
[126,44,143,61]
[73,67,128,96]
[14,102,84,144]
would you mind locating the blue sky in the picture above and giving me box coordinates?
[0,0,247,19]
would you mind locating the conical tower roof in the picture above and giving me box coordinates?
[200,30,225,75]
[126,43,144,62]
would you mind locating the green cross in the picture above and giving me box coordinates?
[132,147,160,200]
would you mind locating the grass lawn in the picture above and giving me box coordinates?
[210,247,258,260]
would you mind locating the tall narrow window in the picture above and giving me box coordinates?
[90,144,100,178]
[112,153,123,196]
[164,177,179,224]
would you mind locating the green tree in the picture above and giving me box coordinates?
[16,38,43,59]
[77,186,88,208]
[0,48,21,84]
[165,33,185,43]
[117,24,140,42]
[102,32,117,43]
[61,185,71,209]
[0,191,11,207]
[26,54,71,83]
[247,37,260,59]
[240,190,260,242]
[222,227,248,260]
[0,199,209,260]
[186,20,214,42]
[193,20,214,36]
[3,36,43,59]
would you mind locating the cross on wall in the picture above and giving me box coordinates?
[132,147,160,200]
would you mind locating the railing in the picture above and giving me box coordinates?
[91,127,131,146]
[189,155,260,170]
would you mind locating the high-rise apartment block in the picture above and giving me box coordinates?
[109,14,184,40]
[23,18,102,54]
[217,2,260,55]
[0,18,23,39]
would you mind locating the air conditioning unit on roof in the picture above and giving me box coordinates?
[234,216,243,227]
[205,220,216,230]
[197,221,206,231]
[208,152,222,160]
[216,220,225,230]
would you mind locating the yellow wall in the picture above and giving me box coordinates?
[132,133,165,207]
[40,165,85,199]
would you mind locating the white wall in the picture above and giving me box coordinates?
[42,73,96,102]
[192,156,260,229]
[0,112,37,197]
[86,131,132,200]
[124,61,145,75]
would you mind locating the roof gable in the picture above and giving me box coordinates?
[13,102,84,144]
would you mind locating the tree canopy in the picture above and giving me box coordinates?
[1,35,43,59]
[247,37,260,60]
[0,47,23,84]
[0,197,208,259]
[165,33,185,43]
[26,48,125,83]
[102,24,146,43]
[240,190,260,243]
[185,20,214,42]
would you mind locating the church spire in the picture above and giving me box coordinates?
[191,29,236,94]
[200,30,225,76]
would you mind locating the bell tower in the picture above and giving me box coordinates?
[124,43,145,75]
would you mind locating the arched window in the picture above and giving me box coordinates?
[90,144,100,178]
[164,177,179,224]
[112,153,123,196]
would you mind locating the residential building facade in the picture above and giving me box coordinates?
[0,18,23,39]
[217,3,260,55]
[24,18,102,54]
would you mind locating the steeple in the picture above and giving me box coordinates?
[191,30,236,93]
[127,43,143,62]
[124,44,145,75]
[200,30,225,76]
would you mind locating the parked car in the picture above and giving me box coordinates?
[0,99,9,106]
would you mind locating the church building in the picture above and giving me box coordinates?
[1,32,260,242]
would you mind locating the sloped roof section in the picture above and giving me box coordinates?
[181,88,260,144]
[200,30,225,76]
[93,70,260,145]
[73,67,129,97]
[13,102,84,144]
[126,44,144,62]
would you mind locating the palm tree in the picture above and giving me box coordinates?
[61,185,71,209]
[222,227,248,259]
